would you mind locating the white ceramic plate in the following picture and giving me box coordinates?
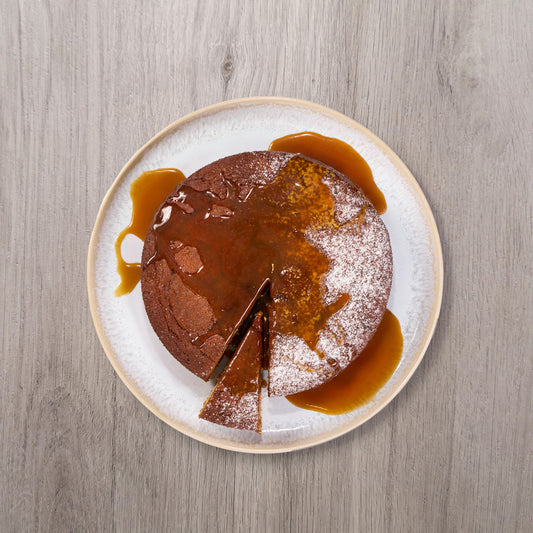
[88,97,443,453]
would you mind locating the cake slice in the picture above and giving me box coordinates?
[199,314,263,433]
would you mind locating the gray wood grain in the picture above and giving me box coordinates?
[1,0,532,531]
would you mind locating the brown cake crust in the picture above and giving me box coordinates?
[141,152,290,380]
[141,151,392,394]
[199,314,263,433]
[140,250,225,380]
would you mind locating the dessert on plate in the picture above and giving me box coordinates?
[140,151,392,429]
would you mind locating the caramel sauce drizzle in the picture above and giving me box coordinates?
[149,156,350,351]
[287,309,403,414]
[269,131,386,214]
[114,168,185,296]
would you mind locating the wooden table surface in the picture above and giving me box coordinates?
[2,1,532,531]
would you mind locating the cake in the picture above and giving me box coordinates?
[141,151,392,397]
[199,314,263,432]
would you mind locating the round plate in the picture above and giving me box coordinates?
[87,97,443,453]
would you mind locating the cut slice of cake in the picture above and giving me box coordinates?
[199,314,264,433]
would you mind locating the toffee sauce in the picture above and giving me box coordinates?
[114,168,185,296]
[148,156,350,351]
[269,131,386,214]
[286,309,403,414]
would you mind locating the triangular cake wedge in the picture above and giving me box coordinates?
[199,314,264,433]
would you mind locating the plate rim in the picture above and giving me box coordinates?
[87,96,444,454]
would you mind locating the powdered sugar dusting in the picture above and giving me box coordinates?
[199,380,261,432]
[268,170,393,396]
[248,151,292,187]
[227,150,292,189]
[321,173,368,224]
[211,389,259,431]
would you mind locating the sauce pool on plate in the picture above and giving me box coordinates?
[114,168,185,296]
[286,309,403,414]
[269,131,387,214]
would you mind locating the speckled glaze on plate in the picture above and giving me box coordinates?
[87,97,443,453]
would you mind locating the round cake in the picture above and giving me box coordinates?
[141,151,393,396]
